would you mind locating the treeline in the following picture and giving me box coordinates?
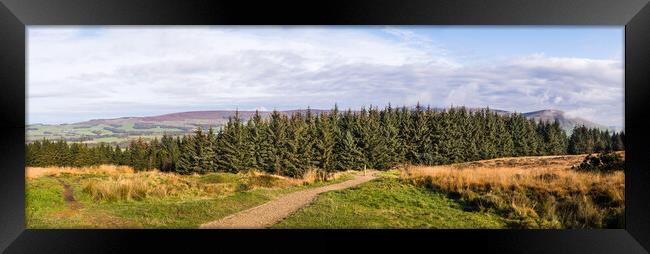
[569,126,624,154]
[26,105,624,177]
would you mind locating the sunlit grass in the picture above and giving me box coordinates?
[26,166,356,228]
[401,154,624,228]
[274,176,507,229]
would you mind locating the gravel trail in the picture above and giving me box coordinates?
[200,171,377,229]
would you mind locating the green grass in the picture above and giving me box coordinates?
[71,190,273,228]
[26,171,357,228]
[273,176,507,229]
[28,169,508,229]
[25,177,68,228]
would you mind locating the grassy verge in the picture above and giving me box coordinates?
[275,154,624,229]
[401,154,624,229]
[273,172,507,229]
[26,167,355,229]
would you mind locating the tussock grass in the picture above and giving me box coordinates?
[81,171,215,202]
[236,168,354,190]
[29,165,356,203]
[401,154,624,228]
[77,167,351,202]
[26,165,134,179]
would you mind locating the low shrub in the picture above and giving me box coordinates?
[469,193,505,211]
[572,152,624,173]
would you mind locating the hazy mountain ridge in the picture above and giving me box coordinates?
[27,108,613,146]
[522,109,609,133]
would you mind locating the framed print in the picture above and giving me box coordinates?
[1,0,649,253]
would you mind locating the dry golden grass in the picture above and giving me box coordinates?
[238,168,355,188]
[26,165,135,179]
[400,154,625,229]
[402,155,624,197]
[81,170,238,202]
[28,165,351,202]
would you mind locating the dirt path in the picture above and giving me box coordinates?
[58,180,81,210]
[200,171,378,229]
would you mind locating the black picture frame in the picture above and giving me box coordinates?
[1,0,649,253]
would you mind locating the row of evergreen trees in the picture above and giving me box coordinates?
[568,126,624,154]
[25,105,624,177]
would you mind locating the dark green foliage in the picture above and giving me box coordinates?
[405,104,432,165]
[159,135,179,172]
[335,130,365,170]
[314,113,336,173]
[568,126,622,155]
[538,121,568,155]
[177,128,216,174]
[573,152,624,173]
[611,132,624,151]
[215,113,248,173]
[26,104,623,177]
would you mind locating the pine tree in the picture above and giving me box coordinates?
[335,130,365,170]
[611,132,624,151]
[177,135,198,174]
[215,114,247,173]
[461,108,480,161]
[380,105,401,168]
[159,134,178,172]
[201,127,217,173]
[405,104,432,164]
[361,107,392,169]
[314,114,336,173]
[261,111,286,175]
[246,111,265,170]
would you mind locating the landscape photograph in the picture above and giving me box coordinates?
[26,26,625,229]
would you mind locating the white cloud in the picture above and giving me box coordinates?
[27,27,623,128]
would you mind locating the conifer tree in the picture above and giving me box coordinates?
[215,114,247,173]
[405,104,431,164]
[246,111,265,170]
[611,132,624,151]
[380,105,402,167]
[335,130,365,170]
[314,114,336,173]
[360,107,391,169]
[177,135,198,174]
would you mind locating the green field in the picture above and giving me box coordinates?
[27,122,198,146]
[273,171,507,229]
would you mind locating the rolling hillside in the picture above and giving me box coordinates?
[26,108,611,146]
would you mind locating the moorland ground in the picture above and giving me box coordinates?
[276,153,624,229]
[26,166,354,228]
[26,153,624,229]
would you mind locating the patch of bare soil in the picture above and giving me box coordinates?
[50,179,84,220]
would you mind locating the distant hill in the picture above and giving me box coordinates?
[521,109,609,134]
[26,108,613,146]
[26,109,332,146]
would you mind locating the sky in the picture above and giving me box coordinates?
[27,26,624,128]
